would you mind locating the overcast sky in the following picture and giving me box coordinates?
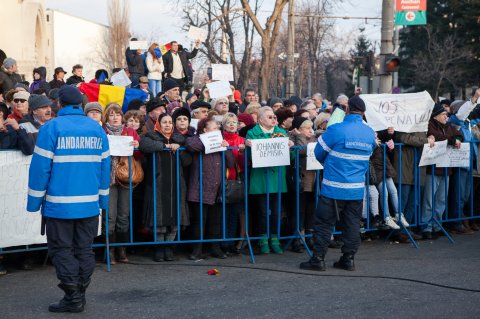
[45,0,382,52]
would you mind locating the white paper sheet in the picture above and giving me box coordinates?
[107,135,134,156]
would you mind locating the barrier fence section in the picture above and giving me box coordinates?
[1,142,479,268]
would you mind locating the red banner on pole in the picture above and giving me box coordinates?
[395,0,427,11]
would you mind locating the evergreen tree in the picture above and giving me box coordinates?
[345,30,373,97]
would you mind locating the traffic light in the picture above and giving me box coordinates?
[380,54,400,74]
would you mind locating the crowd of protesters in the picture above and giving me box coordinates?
[1,41,480,276]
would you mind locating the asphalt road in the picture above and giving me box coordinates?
[1,233,480,319]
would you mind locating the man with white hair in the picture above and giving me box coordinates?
[312,93,326,111]
[0,58,22,97]
[326,94,349,128]
[301,100,318,120]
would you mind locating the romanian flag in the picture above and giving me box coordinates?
[159,42,172,55]
[79,83,148,113]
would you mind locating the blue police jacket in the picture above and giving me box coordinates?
[27,105,111,219]
[315,114,376,200]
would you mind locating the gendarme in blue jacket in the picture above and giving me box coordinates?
[27,105,110,219]
[315,114,376,200]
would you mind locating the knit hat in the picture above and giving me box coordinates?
[348,96,366,113]
[431,103,446,118]
[172,107,191,124]
[14,83,29,92]
[191,100,211,110]
[28,94,51,111]
[289,95,303,107]
[291,116,309,130]
[58,85,83,106]
[237,113,255,126]
[167,101,182,114]
[2,58,16,69]
[449,100,465,115]
[84,102,103,115]
[185,93,195,102]
[268,97,283,107]
[127,98,145,111]
[146,97,166,113]
[48,88,60,100]
[13,91,30,101]
[163,78,180,92]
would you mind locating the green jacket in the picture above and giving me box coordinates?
[246,124,289,194]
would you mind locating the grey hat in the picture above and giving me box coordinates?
[84,102,103,115]
[28,94,52,111]
[14,83,29,91]
[2,57,16,69]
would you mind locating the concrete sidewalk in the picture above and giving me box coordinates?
[1,233,480,319]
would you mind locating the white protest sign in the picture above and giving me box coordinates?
[199,130,227,154]
[419,140,448,166]
[129,40,148,50]
[111,69,132,87]
[107,135,134,156]
[212,64,234,81]
[306,143,323,170]
[361,91,434,133]
[206,81,232,99]
[188,26,208,42]
[0,151,46,248]
[437,143,470,168]
[190,118,199,130]
[251,137,290,168]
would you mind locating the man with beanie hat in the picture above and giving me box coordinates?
[0,57,22,96]
[162,78,181,104]
[300,95,376,272]
[18,94,52,142]
[26,84,110,313]
[84,102,103,125]
[268,97,283,112]
[145,97,167,132]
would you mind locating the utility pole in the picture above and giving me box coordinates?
[286,0,295,97]
[379,0,394,93]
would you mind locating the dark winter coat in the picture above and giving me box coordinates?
[393,131,428,186]
[162,48,198,82]
[66,75,84,85]
[125,49,146,75]
[371,146,397,182]
[185,134,235,205]
[140,131,191,227]
[29,67,50,93]
[427,118,463,176]
[288,131,316,192]
[0,125,34,155]
[49,79,65,89]
[0,70,22,95]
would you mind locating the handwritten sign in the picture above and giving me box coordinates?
[361,91,434,133]
[206,80,232,99]
[111,69,132,87]
[437,143,470,168]
[212,64,234,81]
[188,26,208,42]
[0,151,46,248]
[306,143,323,170]
[107,136,133,156]
[129,40,148,50]
[419,140,448,166]
[199,130,226,154]
[190,118,199,130]
[251,137,290,168]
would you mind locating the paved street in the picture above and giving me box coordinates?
[1,233,480,319]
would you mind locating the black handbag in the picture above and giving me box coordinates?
[217,166,245,204]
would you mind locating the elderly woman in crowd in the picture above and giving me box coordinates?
[8,91,30,122]
[103,103,141,264]
[245,102,261,122]
[245,106,293,254]
[211,97,230,117]
[140,113,191,262]
[185,118,236,260]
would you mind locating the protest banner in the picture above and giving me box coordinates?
[188,26,208,42]
[206,80,232,99]
[212,64,234,81]
[251,138,290,168]
[107,136,134,156]
[129,40,148,50]
[419,140,448,166]
[361,91,434,133]
[306,143,323,170]
[111,69,132,87]
[437,143,470,168]
[0,151,46,248]
[199,130,227,154]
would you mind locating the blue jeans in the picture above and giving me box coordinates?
[449,168,471,228]
[398,184,415,224]
[421,175,448,232]
[222,203,243,247]
[378,177,399,219]
[148,79,162,97]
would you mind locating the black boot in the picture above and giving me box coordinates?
[299,255,326,271]
[189,243,206,260]
[291,239,305,253]
[333,254,355,271]
[153,245,165,262]
[164,245,176,262]
[211,244,227,259]
[48,283,84,313]
[79,278,91,307]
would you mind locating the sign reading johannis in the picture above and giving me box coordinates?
[395,0,427,26]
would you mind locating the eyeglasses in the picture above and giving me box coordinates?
[14,99,27,103]
[225,121,238,125]
[218,101,228,105]
[267,115,277,120]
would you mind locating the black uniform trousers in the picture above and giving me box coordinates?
[46,216,99,285]
[313,196,363,257]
